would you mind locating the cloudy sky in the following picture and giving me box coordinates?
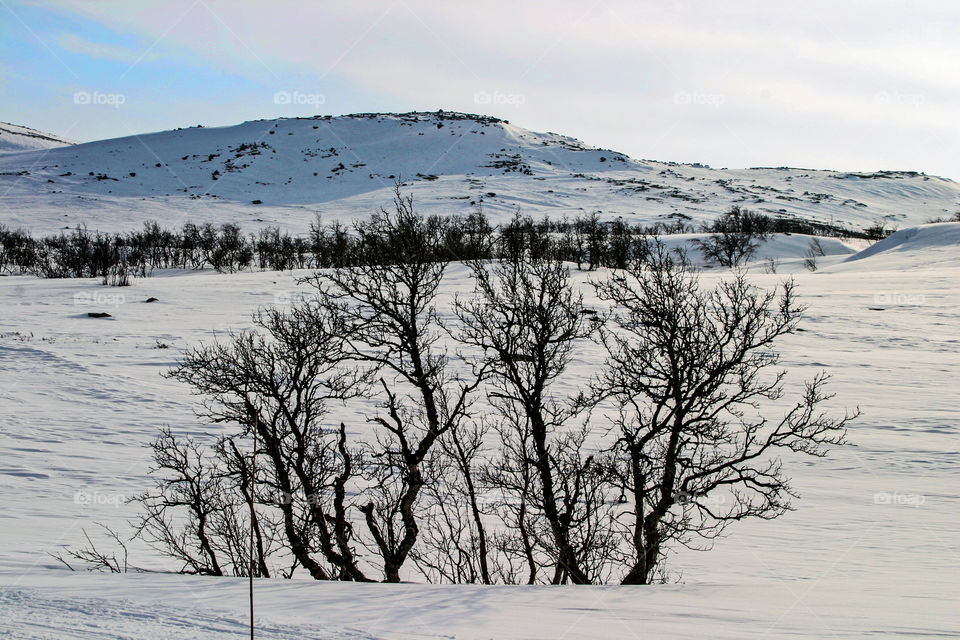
[2,0,958,178]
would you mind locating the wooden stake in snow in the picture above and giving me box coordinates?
[249,411,257,640]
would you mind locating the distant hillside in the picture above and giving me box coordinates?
[0,122,75,155]
[0,111,957,234]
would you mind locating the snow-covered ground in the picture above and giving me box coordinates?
[0,225,957,638]
[1,112,958,235]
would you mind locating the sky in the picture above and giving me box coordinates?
[2,0,958,179]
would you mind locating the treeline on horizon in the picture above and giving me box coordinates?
[0,204,885,281]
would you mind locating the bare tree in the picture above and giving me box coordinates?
[695,206,770,267]
[593,241,856,584]
[134,428,240,576]
[803,238,825,272]
[575,213,607,271]
[164,300,371,581]
[410,420,492,583]
[480,414,542,584]
[303,188,485,582]
[456,256,611,584]
[863,220,894,242]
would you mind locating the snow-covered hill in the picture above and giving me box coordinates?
[1,111,957,234]
[0,122,75,155]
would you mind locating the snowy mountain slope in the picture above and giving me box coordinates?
[1,111,957,235]
[0,122,75,155]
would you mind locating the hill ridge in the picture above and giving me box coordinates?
[0,112,956,235]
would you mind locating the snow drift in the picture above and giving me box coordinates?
[831,222,960,271]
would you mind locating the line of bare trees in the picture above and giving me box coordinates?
[1,201,880,279]
[104,192,856,585]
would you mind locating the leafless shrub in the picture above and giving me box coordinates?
[51,524,134,573]
[302,187,487,582]
[803,238,825,271]
[162,300,371,580]
[593,240,857,584]
[694,206,770,267]
[456,256,614,584]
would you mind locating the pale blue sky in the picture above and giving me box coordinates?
[2,0,958,179]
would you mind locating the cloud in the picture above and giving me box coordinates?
[57,32,159,65]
